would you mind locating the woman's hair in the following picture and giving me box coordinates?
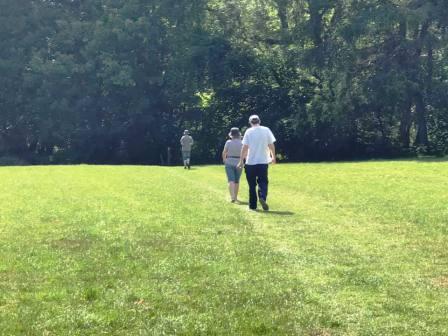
[229,127,241,139]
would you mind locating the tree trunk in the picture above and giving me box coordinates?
[413,21,430,146]
[400,101,412,148]
[308,1,324,65]
[397,19,412,148]
[309,6,323,47]
[414,92,428,146]
[275,0,289,33]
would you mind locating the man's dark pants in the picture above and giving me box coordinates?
[245,164,269,210]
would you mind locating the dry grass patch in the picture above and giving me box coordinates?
[432,276,448,288]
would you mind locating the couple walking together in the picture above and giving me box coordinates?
[222,115,276,211]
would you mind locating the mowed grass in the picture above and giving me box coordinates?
[0,161,447,335]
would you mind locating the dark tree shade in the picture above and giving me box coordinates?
[0,0,447,165]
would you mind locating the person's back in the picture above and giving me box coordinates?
[243,125,275,165]
[223,127,243,202]
[180,135,193,151]
[180,130,194,169]
[238,115,276,211]
[224,139,243,167]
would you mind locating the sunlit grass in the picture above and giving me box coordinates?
[0,161,447,335]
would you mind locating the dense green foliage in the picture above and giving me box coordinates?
[0,1,447,164]
[1,162,447,334]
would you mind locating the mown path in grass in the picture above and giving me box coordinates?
[0,161,447,335]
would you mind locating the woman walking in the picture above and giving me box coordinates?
[222,127,243,203]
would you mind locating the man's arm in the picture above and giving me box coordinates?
[237,144,249,168]
[268,143,276,164]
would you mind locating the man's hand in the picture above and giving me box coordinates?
[268,144,276,165]
[238,145,249,169]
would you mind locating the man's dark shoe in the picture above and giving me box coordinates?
[259,198,269,211]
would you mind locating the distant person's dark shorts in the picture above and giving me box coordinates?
[182,151,191,160]
[225,165,242,183]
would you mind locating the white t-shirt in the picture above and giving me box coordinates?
[180,135,194,151]
[242,125,276,165]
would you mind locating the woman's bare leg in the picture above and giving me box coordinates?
[234,183,240,201]
[229,182,235,201]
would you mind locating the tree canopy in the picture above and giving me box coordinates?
[1,0,447,164]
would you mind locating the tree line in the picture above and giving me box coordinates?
[0,0,447,165]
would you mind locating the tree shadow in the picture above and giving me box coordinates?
[285,156,448,165]
[411,156,448,163]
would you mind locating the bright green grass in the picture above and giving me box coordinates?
[0,161,447,335]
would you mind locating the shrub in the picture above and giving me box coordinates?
[0,155,29,166]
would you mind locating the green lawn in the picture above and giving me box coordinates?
[1,161,447,335]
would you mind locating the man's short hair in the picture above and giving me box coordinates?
[183,130,190,135]
[249,115,260,124]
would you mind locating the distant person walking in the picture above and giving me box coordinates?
[222,127,243,203]
[180,130,194,169]
[238,115,276,211]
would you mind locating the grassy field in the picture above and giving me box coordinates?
[0,160,447,335]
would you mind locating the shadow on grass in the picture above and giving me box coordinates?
[181,167,199,170]
[277,155,448,165]
[236,202,294,215]
[258,210,295,216]
[411,156,448,162]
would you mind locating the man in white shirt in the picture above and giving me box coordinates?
[237,115,276,211]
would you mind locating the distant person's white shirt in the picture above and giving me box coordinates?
[242,125,276,165]
[180,135,194,151]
